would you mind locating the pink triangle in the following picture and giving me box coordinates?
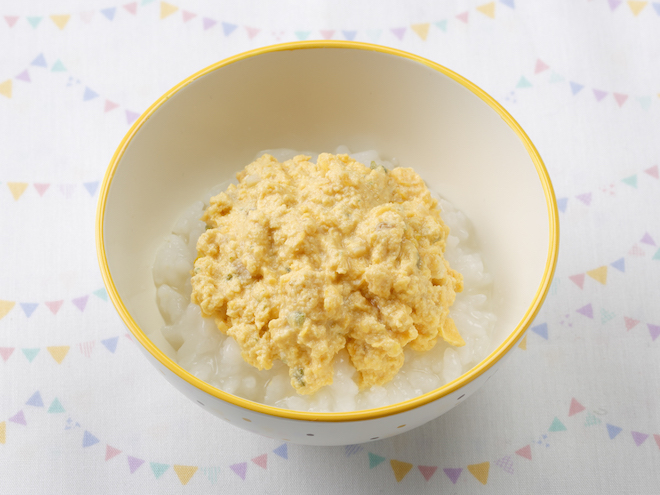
[123,2,137,15]
[632,431,649,446]
[534,59,549,74]
[654,434,660,449]
[418,465,438,481]
[515,445,532,460]
[640,232,656,246]
[0,347,15,362]
[5,15,19,27]
[320,29,335,39]
[251,454,267,469]
[104,100,119,112]
[628,244,645,256]
[645,165,658,179]
[182,10,196,22]
[45,300,64,314]
[34,183,50,196]
[72,295,88,312]
[105,445,122,460]
[613,93,628,107]
[16,69,31,82]
[245,26,260,39]
[568,398,586,416]
[577,303,593,319]
[9,410,26,425]
[569,274,585,289]
[456,11,469,23]
[80,11,94,23]
[576,192,592,205]
[624,317,640,330]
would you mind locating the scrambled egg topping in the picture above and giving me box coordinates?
[191,153,464,395]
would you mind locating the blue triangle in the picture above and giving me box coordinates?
[342,30,357,41]
[101,337,119,353]
[51,60,66,72]
[101,7,116,20]
[27,17,43,28]
[26,391,44,407]
[22,348,40,363]
[557,197,568,213]
[83,181,99,196]
[82,430,100,447]
[48,398,65,413]
[516,76,532,89]
[93,288,108,301]
[222,22,237,36]
[295,31,311,40]
[20,303,38,318]
[653,3,660,15]
[435,20,447,32]
[368,452,386,468]
[500,0,515,7]
[531,323,548,340]
[150,462,169,479]
[606,423,622,439]
[569,81,584,95]
[83,87,99,101]
[31,53,47,68]
[273,443,288,459]
[610,258,625,272]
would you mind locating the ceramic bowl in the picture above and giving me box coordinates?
[97,41,558,446]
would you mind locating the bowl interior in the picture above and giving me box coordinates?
[101,44,554,410]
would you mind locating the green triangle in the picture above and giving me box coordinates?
[621,175,637,188]
[585,412,601,427]
[295,31,311,40]
[48,398,65,413]
[652,248,660,260]
[27,16,43,28]
[141,0,157,4]
[435,20,447,32]
[548,417,567,432]
[368,452,386,469]
[22,348,40,363]
[549,71,564,83]
[637,96,652,110]
[51,60,67,72]
[516,76,532,89]
[150,462,170,479]
[601,308,615,324]
[93,288,108,301]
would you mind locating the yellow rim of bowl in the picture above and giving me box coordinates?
[97,40,559,423]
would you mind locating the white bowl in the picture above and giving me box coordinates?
[97,41,559,446]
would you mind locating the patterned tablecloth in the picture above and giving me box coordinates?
[2,0,659,493]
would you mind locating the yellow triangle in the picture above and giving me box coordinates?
[7,182,28,201]
[390,459,413,482]
[586,266,607,285]
[467,461,490,485]
[160,2,178,19]
[0,301,15,320]
[173,465,198,485]
[411,23,430,40]
[628,1,647,15]
[477,2,496,18]
[50,14,71,30]
[0,421,5,444]
[518,335,527,350]
[47,346,70,364]
[0,79,12,98]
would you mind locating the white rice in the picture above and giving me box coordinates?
[151,147,496,412]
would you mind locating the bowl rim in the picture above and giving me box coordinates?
[96,40,559,422]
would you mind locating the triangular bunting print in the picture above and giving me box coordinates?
[0,79,12,98]
[557,197,568,212]
[645,165,658,179]
[653,2,660,14]
[628,1,648,16]
[606,424,622,439]
[105,445,121,461]
[230,462,247,480]
[22,348,40,363]
[342,30,357,40]
[84,181,99,196]
[202,17,217,30]
[0,347,14,362]
[20,303,38,318]
[50,15,70,30]
[100,8,116,21]
[418,465,437,481]
[569,82,584,95]
[368,452,386,468]
[34,183,50,196]
[246,26,260,39]
[0,421,5,444]
[0,300,15,320]
[201,467,221,484]
[80,11,94,23]
[621,175,637,188]
[390,460,413,482]
[27,17,43,28]
[654,248,660,260]
[518,335,527,350]
[273,443,288,459]
[516,76,532,89]
[477,2,496,18]
[576,304,593,319]
[8,182,28,200]
[345,445,363,456]
[601,308,615,324]
[631,431,649,446]
[160,2,178,19]
[640,232,656,246]
[535,59,549,74]
[101,337,119,353]
[585,412,601,426]
[443,468,462,484]
[467,462,489,485]
[593,89,608,101]
[576,192,592,205]
[586,266,607,285]
[104,100,119,112]
[26,391,44,407]
[4,16,19,27]
[628,244,645,256]
[434,20,447,32]
[82,430,99,447]
[637,96,652,110]
[15,70,31,83]
[654,434,660,449]
[456,11,469,23]
[569,398,586,416]
[45,300,63,314]
[83,87,99,101]
[320,29,335,40]
[72,295,88,312]
[79,341,95,358]
[128,456,145,473]
[625,317,640,330]
[390,28,405,40]
[648,324,660,341]
[411,23,430,40]
[181,10,196,22]
[252,454,267,469]
[124,3,138,15]
[59,184,75,198]
[549,71,564,83]
[610,258,625,272]
[609,0,622,10]
[222,22,237,36]
[51,60,66,72]
[500,0,515,7]
[295,31,311,40]
[494,455,513,474]
[31,54,47,67]
[549,417,567,432]
[126,110,140,125]
[47,346,69,364]
[569,274,586,289]
[531,323,548,340]
[9,410,26,425]
[515,445,532,460]
[150,462,170,479]
[48,398,65,413]
[613,93,628,107]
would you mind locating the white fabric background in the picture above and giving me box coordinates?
[1,0,659,493]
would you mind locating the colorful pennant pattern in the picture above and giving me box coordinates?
[0,336,123,365]
[2,180,100,200]
[0,288,108,321]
